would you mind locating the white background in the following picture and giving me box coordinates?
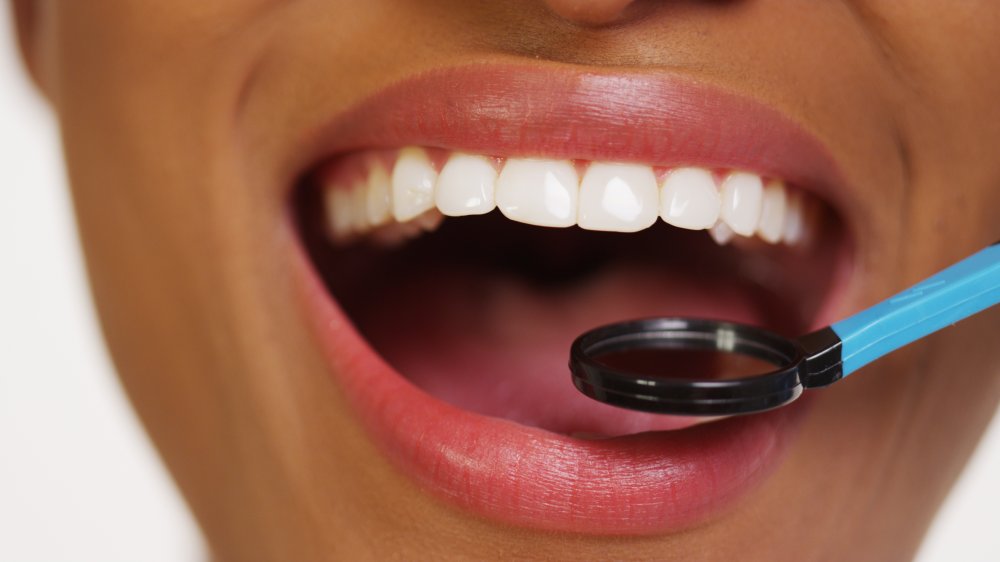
[0,8,997,562]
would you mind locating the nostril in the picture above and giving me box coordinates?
[542,0,641,27]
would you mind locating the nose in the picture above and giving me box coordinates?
[541,0,643,26]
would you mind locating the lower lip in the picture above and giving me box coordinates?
[295,243,816,534]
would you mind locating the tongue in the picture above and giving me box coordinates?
[351,262,770,436]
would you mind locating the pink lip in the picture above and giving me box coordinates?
[292,64,852,534]
[295,63,854,219]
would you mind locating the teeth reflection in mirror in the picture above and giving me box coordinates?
[709,221,735,246]
[757,180,787,244]
[720,172,764,236]
[367,164,392,226]
[324,186,353,242]
[435,153,497,216]
[496,158,579,227]
[392,147,438,222]
[578,163,659,232]
[659,167,720,230]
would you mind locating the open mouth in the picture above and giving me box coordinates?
[290,64,856,534]
[299,147,845,435]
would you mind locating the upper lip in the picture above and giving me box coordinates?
[293,62,855,534]
[294,62,858,232]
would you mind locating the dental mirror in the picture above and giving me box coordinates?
[570,240,1000,416]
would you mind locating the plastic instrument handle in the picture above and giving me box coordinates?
[830,241,1000,376]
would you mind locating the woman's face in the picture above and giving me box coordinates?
[17,1,1000,559]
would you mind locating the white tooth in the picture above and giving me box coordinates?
[495,158,578,227]
[659,167,720,230]
[392,147,438,222]
[782,190,805,245]
[435,153,498,217]
[756,180,787,244]
[709,221,735,246]
[720,172,764,236]
[351,181,371,234]
[366,164,393,226]
[578,162,658,232]
[324,186,354,242]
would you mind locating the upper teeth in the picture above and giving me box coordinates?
[578,162,659,232]
[660,167,720,230]
[391,147,438,222]
[321,146,811,246]
[496,158,579,228]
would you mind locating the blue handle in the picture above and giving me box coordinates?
[830,242,1000,376]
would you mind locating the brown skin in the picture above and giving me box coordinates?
[12,0,1000,560]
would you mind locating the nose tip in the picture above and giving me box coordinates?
[542,0,641,26]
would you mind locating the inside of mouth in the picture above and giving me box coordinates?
[295,165,847,437]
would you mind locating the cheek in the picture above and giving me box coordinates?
[859,3,1000,236]
[901,309,1000,486]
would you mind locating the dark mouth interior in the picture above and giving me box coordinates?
[296,178,846,436]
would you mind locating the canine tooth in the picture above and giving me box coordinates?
[435,153,497,216]
[324,186,354,242]
[659,167,720,230]
[782,190,805,245]
[495,158,578,227]
[366,165,392,226]
[392,147,438,222]
[756,180,787,244]
[720,172,764,236]
[578,163,658,232]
